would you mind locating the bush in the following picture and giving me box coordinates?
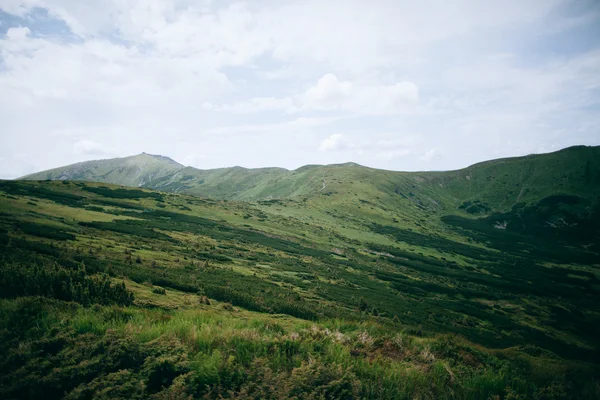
[17,221,75,241]
[0,262,134,306]
[152,287,167,295]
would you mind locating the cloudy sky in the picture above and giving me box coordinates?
[1,0,599,178]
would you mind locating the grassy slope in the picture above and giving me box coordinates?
[146,145,600,208]
[0,178,599,398]
[23,146,600,208]
[5,146,600,398]
[148,166,291,199]
[414,145,600,211]
[21,153,184,188]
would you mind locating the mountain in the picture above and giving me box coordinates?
[22,145,600,208]
[20,145,600,254]
[3,145,600,398]
[21,152,184,188]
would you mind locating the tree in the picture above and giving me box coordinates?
[359,296,368,312]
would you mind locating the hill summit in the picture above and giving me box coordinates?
[22,153,184,188]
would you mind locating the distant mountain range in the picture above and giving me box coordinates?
[21,146,600,211]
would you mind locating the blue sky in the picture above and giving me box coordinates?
[1,0,599,178]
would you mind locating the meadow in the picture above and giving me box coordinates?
[0,177,599,399]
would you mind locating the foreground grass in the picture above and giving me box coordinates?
[2,295,597,400]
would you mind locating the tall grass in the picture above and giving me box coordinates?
[38,303,591,399]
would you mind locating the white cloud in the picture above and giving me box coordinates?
[301,73,419,114]
[73,139,108,155]
[6,26,30,40]
[316,132,415,164]
[0,0,599,176]
[207,73,419,116]
[303,74,353,108]
[259,0,568,76]
[203,96,295,114]
[420,148,439,162]
[205,116,340,136]
[318,133,347,151]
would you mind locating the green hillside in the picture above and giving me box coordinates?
[21,153,184,188]
[414,145,600,211]
[4,145,600,398]
[1,168,600,398]
[23,146,600,210]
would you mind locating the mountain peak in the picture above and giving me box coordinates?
[135,153,182,166]
[21,152,185,187]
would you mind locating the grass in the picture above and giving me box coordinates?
[0,145,599,399]
[1,294,594,399]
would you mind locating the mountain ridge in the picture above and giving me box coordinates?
[20,145,600,209]
[23,145,597,179]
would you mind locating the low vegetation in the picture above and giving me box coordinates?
[2,146,600,399]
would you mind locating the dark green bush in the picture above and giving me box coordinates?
[0,262,133,306]
[152,287,167,295]
[17,221,75,241]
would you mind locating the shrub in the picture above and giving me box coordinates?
[17,221,75,241]
[0,262,134,306]
[152,287,167,295]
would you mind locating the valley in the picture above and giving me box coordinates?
[1,145,600,399]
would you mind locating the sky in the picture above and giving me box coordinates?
[1,0,599,178]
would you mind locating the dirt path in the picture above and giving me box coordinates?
[319,179,326,191]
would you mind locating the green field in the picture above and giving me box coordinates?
[2,146,600,399]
